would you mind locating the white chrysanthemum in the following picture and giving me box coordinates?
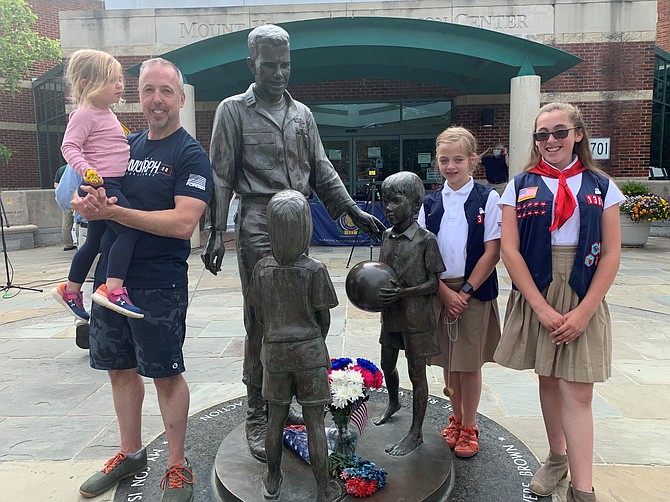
[329,369,364,408]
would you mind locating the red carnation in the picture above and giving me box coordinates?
[345,478,378,497]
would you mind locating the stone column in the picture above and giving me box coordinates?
[508,75,541,177]
[180,83,201,248]
[180,83,196,138]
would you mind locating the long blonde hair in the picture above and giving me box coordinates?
[435,126,479,174]
[524,102,595,171]
[64,49,123,107]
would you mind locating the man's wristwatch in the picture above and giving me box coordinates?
[460,282,474,295]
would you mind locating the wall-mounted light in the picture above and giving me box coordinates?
[481,108,494,127]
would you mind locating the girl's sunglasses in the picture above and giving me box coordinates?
[532,127,579,142]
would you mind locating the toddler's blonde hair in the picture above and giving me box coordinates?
[64,49,123,107]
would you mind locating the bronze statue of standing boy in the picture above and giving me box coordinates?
[374,172,445,456]
[248,190,344,501]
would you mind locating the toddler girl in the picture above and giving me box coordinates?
[52,49,143,320]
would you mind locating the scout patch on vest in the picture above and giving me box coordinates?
[516,200,548,219]
[585,194,603,206]
[584,241,601,267]
[517,186,538,202]
[476,206,485,224]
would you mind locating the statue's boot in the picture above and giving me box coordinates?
[286,406,304,426]
[246,386,267,463]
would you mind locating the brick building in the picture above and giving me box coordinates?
[0,0,667,192]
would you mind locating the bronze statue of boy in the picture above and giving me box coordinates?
[248,190,344,501]
[373,172,445,456]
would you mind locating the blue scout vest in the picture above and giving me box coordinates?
[514,170,609,300]
[423,183,498,301]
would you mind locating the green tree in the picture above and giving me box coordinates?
[0,0,61,95]
[0,0,61,167]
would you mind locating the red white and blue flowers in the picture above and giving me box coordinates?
[330,453,388,498]
[328,357,383,428]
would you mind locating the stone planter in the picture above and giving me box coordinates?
[620,214,652,247]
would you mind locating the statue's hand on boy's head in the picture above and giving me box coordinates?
[347,205,385,241]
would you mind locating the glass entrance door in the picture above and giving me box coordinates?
[353,138,400,200]
[402,137,438,188]
[322,138,353,194]
[322,135,437,198]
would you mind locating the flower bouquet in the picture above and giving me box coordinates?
[619,180,670,223]
[329,453,388,498]
[327,357,383,455]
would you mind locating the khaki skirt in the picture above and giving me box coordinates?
[429,277,501,372]
[494,246,612,383]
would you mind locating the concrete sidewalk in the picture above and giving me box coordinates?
[1,239,669,501]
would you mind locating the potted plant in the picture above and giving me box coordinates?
[618,180,670,247]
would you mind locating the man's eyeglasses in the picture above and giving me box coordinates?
[532,127,580,142]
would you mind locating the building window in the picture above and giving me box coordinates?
[651,49,670,174]
[313,100,452,195]
[310,100,451,131]
[32,64,67,188]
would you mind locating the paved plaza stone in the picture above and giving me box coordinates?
[1,238,670,501]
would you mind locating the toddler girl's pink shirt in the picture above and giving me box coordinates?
[61,106,130,178]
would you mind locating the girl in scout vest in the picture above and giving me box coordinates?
[495,103,624,502]
[418,126,502,458]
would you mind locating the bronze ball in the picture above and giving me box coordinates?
[345,260,398,312]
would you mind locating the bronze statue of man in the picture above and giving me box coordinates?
[201,24,384,462]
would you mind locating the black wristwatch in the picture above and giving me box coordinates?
[460,282,474,295]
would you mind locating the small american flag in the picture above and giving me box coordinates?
[186,173,207,190]
[350,398,369,435]
[517,186,538,202]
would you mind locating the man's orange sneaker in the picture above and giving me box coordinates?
[454,424,479,458]
[440,415,462,449]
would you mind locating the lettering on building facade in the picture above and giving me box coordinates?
[424,13,529,29]
[176,9,541,42]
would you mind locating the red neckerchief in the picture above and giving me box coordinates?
[529,158,587,231]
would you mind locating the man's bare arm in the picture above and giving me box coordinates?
[72,187,206,240]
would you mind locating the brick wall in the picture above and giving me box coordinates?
[0,130,40,188]
[659,0,670,53]
[25,0,103,77]
[290,80,455,102]
[0,1,103,189]
[543,42,655,93]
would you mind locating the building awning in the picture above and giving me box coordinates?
[128,16,581,101]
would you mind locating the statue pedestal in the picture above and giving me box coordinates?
[113,389,550,502]
[214,399,454,501]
